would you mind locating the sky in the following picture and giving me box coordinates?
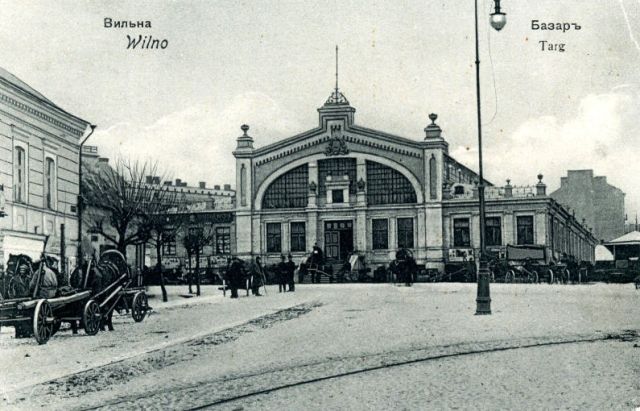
[0,0,639,218]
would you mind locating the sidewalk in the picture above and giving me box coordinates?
[0,285,309,393]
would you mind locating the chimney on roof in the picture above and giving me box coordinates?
[164,181,172,186]
[145,176,153,184]
[199,182,206,189]
[152,176,161,184]
[98,158,109,163]
[214,185,221,190]
[175,178,181,186]
[224,184,231,191]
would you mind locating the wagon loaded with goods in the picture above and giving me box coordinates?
[488,244,585,284]
[0,243,149,345]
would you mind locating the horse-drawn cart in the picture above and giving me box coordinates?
[0,249,149,345]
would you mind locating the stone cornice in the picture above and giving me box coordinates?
[254,128,423,167]
[0,81,89,138]
[0,109,81,149]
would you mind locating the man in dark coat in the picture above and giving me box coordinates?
[225,257,245,298]
[249,256,265,296]
[285,254,296,292]
[277,255,288,292]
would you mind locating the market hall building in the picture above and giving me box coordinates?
[232,88,597,272]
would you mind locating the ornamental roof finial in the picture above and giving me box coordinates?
[325,45,349,105]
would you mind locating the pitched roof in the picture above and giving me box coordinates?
[0,66,55,105]
[606,231,640,245]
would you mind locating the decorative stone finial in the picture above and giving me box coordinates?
[536,174,546,196]
[506,179,511,186]
[235,124,254,151]
[424,113,442,140]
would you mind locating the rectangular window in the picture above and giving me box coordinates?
[372,219,389,250]
[215,227,231,254]
[14,147,26,203]
[290,222,306,252]
[266,223,282,253]
[163,232,177,256]
[453,218,471,247]
[397,218,414,249]
[45,157,55,209]
[485,217,502,247]
[331,189,344,203]
[517,216,534,245]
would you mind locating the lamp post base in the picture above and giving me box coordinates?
[475,260,492,315]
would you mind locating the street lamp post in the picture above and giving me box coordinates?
[475,0,506,315]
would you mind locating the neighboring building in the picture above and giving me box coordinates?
[0,67,91,268]
[81,146,236,270]
[550,170,625,242]
[232,87,597,271]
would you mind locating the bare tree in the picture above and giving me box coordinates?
[182,223,214,296]
[140,211,186,302]
[82,158,178,257]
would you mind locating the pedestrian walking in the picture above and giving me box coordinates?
[285,254,296,292]
[249,256,265,296]
[277,255,288,292]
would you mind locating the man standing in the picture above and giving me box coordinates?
[285,254,296,292]
[249,256,265,296]
[226,256,245,298]
[277,255,288,292]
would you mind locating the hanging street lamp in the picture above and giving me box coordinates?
[475,0,506,315]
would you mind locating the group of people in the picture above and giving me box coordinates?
[224,254,298,298]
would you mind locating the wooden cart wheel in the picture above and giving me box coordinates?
[529,270,539,284]
[33,299,54,345]
[547,269,554,284]
[131,291,148,323]
[564,268,571,284]
[83,300,101,336]
[505,270,515,283]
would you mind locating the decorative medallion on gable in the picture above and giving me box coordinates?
[325,124,349,156]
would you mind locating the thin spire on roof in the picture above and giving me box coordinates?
[325,45,349,105]
[335,45,339,95]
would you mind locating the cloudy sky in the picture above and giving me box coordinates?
[1,0,639,217]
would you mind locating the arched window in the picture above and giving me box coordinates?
[45,157,56,209]
[429,155,437,199]
[14,146,26,203]
[318,158,357,195]
[366,161,417,205]
[262,164,309,209]
[240,164,247,206]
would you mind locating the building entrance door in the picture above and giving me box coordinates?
[324,220,354,261]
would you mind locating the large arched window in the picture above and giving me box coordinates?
[366,160,417,205]
[318,158,357,195]
[262,164,309,209]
